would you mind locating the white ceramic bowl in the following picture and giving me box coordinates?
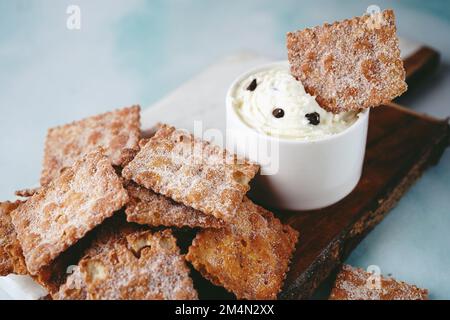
[226,61,369,211]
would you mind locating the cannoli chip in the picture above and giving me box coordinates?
[11,149,129,274]
[0,201,27,275]
[122,124,259,221]
[186,198,299,300]
[52,214,140,299]
[15,187,41,198]
[287,9,406,112]
[76,229,197,300]
[125,182,224,229]
[41,105,141,185]
[329,264,428,300]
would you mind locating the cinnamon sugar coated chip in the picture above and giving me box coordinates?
[54,217,140,300]
[15,187,41,198]
[287,10,407,112]
[57,228,198,300]
[122,124,259,222]
[186,198,299,300]
[329,265,428,300]
[83,229,197,300]
[33,217,108,296]
[125,182,224,229]
[40,105,141,185]
[10,149,129,275]
[0,201,27,275]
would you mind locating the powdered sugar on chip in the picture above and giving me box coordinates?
[122,124,259,222]
[11,149,129,275]
[78,229,197,300]
[0,201,27,276]
[125,182,224,229]
[186,197,298,300]
[41,105,141,185]
[287,10,406,112]
[52,214,141,298]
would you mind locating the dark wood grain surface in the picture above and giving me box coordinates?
[402,46,440,89]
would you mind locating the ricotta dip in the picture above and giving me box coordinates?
[230,65,360,140]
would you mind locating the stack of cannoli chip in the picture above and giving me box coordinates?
[1,105,299,300]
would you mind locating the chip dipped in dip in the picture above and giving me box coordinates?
[229,65,360,140]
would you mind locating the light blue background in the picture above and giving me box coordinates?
[0,0,449,299]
